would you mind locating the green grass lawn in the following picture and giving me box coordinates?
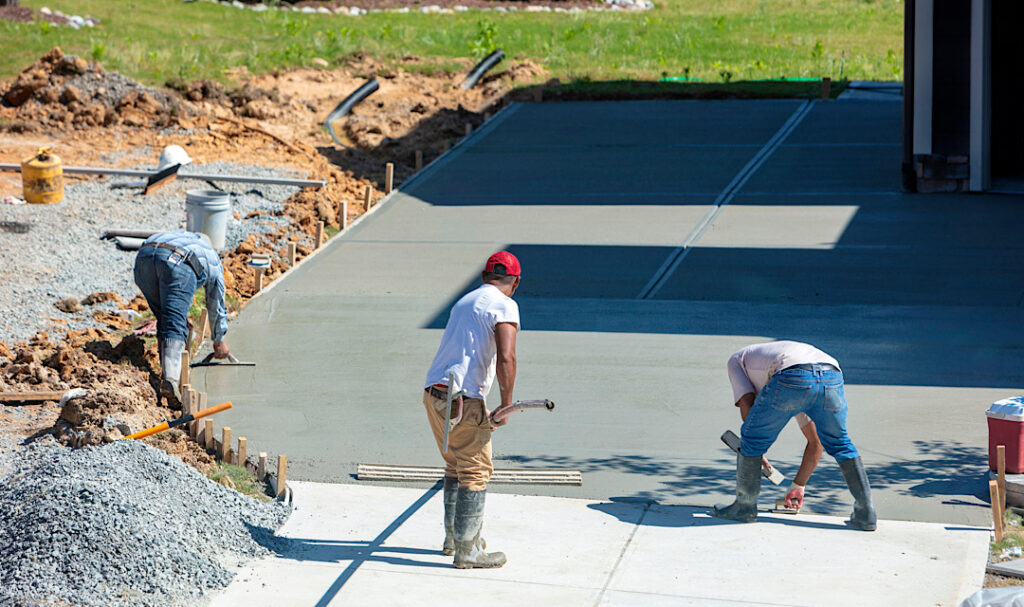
[0,0,902,88]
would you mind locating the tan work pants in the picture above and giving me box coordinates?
[423,391,493,491]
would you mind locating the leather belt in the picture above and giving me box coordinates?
[784,363,839,372]
[142,242,204,280]
[426,385,447,400]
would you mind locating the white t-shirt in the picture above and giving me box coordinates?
[425,284,520,400]
[727,341,841,428]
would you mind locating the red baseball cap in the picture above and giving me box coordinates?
[484,251,521,276]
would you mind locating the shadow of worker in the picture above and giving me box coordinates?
[588,497,863,532]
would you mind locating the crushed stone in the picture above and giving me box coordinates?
[0,438,290,607]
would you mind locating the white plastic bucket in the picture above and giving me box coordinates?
[185,189,230,250]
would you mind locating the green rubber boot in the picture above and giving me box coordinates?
[712,455,762,523]
[839,457,877,531]
[453,488,506,569]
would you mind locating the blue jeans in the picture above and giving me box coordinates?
[133,246,197,342]
[740,364,860,462]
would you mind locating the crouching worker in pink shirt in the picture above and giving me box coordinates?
[713,341,877,531]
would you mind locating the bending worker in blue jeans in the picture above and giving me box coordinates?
[713,340,877,531]
[133,230,231,409]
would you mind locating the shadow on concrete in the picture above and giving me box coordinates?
[506,440,989,518]
[587,500,861,532]
[245,520,448,568]
[246,484,443,606]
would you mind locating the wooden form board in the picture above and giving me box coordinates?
[356,463,582,486]
[0,391,65,403]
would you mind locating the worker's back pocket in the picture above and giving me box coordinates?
[823,382,847,414]
[770,379,814,413]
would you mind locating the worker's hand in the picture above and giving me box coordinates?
[488,407,509,429]
[785,483,805,510]
[213,341,231,359]
[761,456,774,474]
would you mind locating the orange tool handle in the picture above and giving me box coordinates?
[192,401,232,421]
[124,401,233,440]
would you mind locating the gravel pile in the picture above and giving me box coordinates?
[0,159,302,345]
[63,70,176,110]
[0,439,290,607]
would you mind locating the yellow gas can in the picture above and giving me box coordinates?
[21,146,64,204]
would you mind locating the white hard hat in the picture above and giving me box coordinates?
[156,145,193,171]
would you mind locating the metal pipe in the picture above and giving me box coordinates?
[0,163,325,188]
[102,229,162,240]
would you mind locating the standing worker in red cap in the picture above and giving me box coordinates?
[423,251,522,569]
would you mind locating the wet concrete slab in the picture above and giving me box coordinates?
[200,99,1024,531]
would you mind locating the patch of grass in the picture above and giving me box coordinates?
[987,509,1024,588]
[0,0,902,87]
[189,288,206,322]
[225,293,241,315]
[208,462,272,502]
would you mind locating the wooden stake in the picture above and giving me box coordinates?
[179,350,190,390]
[258,452,267,480]
[414,150,423,172]
[364,184,373,210]
[340,200,348,230]
[316,221,325,249]
[998,445,1007,511]
[181,383,192,416]
[532,87,542,102]
[277,455,288,498]
[204,418,214,451]
[221,427,231,462]
[288,242,297,267]
[385,163,394,194]
[237,437,247,468]
[464,122,472,136]
[484,111,491,121]
[821,77,832,100]
[0,391,67,403]
[189,388,198,438]
[255,266,265,293]
[991,480,1005,541]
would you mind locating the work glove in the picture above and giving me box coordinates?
[784,483,805,510]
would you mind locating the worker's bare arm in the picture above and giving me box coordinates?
[492,322,518,426]
[793,420,823,487]
[736,392,755,420]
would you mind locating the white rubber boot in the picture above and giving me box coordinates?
[160,338,185,410]
[443,477,457,556]
[453,488,505,569]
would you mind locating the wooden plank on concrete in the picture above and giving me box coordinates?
[356,463,583,485]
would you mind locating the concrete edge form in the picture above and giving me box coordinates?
[356,463,582,485]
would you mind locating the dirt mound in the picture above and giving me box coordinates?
[0,47,189,130]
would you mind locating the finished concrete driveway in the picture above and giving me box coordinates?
[198,98,1024,527]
